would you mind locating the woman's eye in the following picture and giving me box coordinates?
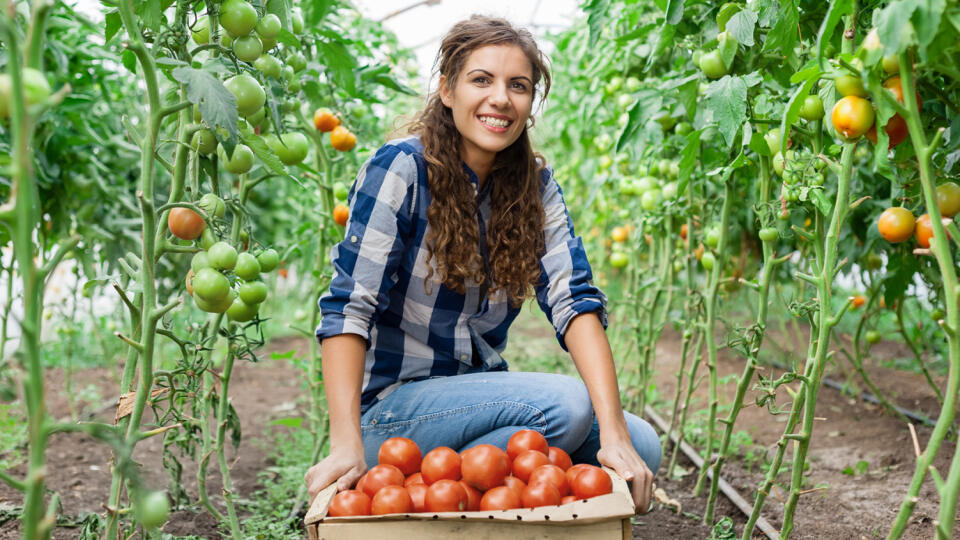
[473,76,489,84]
[512,82,528,91]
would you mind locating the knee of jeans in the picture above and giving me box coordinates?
[545,375,594,450]
[627,416,662,474]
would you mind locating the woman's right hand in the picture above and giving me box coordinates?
[304,442,368,502]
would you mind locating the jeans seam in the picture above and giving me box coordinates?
[362,400,547,433]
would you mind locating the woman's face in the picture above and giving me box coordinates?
[439,44,535,175]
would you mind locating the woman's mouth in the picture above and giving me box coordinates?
[478,115,511,132]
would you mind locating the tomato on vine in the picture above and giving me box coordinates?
[799,95,825,121]
[238,281,267,304]
[915,213,939,249]
[936,182,960,218]
[192,268,230,303]
[219,0,258,38]
[256,248,280,272]
[218,144,254,174]
[330,125,357,151]
[313,108,341,132]
[208,241,239,271]
[268,132,309,165]
[224,73,266,117]
[255,13,281,40]
[333,203,350,227]
[831,95,874,140]
[835,74,867,98]
[877,207,916,243]
[699,50,728,79]
[168,207,206,240]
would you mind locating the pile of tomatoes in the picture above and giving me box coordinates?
[327,430,614,517]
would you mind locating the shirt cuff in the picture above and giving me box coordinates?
[554,298,608,351]
[315,313,372,347]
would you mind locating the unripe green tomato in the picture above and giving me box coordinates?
[218,143,255,174]
[333,182,350,201]
[699,50,728,79]
[227,297,259,322]
[705,227,721,249]
[716,2,740,32]
[865,252,883,270]
[220,33,233,48]
[192,17,210,44]
[641,189,661,211]
[865,330,881,344]
[692,50,703,67]
[219,0,258,38]
[635,176,655,194]
[772,152,785,176]
[234,252,261,280]
[810,172,825,186]
[835,74,867,98]
[208,241,238,271]
[662,182,679,200]
[292,10,304,34]
[287,76,302,93]
[625,76,641,92]
[197,193,226,218]
[669,161,680,178]
[287,52,307,73]
[759,227,779,242]
[260,35,277,51]
[799,94,825,121]
[16,68,53,113]
[617,93,634,109]
[192,268,230,302]
[658,159,672,177]
[192,129,218,155]
[882,54,900,75]
[136,491,170,529]
[268,131,309,165]
[936,182,960,218]
[239,280,268,304]
[764,128,782,156]
[619,178,639,197]
[599,155,613,170]
[246,107,266,126]
[595,133,613,152]
[224,73,266,117]
[673,260,684,273]
[675,122,693,136]
[783,171,799,186]
[783,187,798,203]
[256,248,280,272]
[195,288,235,313]
[254,54,282,79]
[610,251,629,269]
[931,308,945,321]
[700,252,716,271]
[779,209,791,221]
[233,35,263,63]
[256,13,282,40]
[191,251,212,272]
[200,227,217,250]
[604,76,623,95]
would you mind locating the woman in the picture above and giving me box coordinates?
[304,15,661,513]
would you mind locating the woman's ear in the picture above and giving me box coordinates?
[439,75,453,107]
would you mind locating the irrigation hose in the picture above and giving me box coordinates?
[644,405,779,540]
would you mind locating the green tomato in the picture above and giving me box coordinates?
[136,491,170,529]
[268,132,310,165]
[208,241,238,271]
[936,182,960,218]
[191,251,212,272]
[661,182,679,200]
[220,33,233,48]
[635,176,656,194]
[772,151,785,176]
[882,54,900,75]
[192,17,210,44]
[641,189,661,211]
[254,54,282,79]
[291,9,304,34]
[625,76,641,92]
[218,143,255,174]
[287,52,307,73]
[610,252,629,269]
[219,0,258,38]
[700,252,716,271]
[617,93,634,109]
[705,227,721,249]
[260,35,277,51]
[197,193,226,218]
[195,288,235,313]
[931,308,945,321]
[23,68,52,108]
[604,76,623,95]
[239,280,268,304]
[287,76,302,93]
[692,49,703,67]
[699,50,728,79]
[333,182,350,201]
[595,133,613,152]
[865,330,881,345]
[865,252,883,271]
[232,35,263,63]
[224,73,265,117]
[835,74,867,98]
[256,248,280,272]
[227,297,259,322]
[246,107,266,126]
[758,227,779,242]
[192,268,230,302]
[716,2,740,32]
[675,122,693,136]
[234,252,261,280]
[192,129,218,155]
[256,13,282,40]
[799,95,825,121]
[200,227,217,250]
[764,128,782,156]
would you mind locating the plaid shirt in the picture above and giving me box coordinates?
[316,136,607,413]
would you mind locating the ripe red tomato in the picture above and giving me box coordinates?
[565,463,591,487]
[507,430,549,461]
[560,495,578,505]
[420,446,461,484]
[406,484,428,512]
[479,485,522,511]
[424,479,468,512]
[359,464,405,499]
[866,112,908,148]
[570,466,613,499]
[370,485,413,515]
[547,447,573,471]
[915,213,940,249]
[404,472,424,487]
[328,489,371,517]
[503,475,526,497]
[877,207,916,243]
[528,464,569,497]
[459,481,482,511]
[378,437,422,476]
[512,449,551,483]
[168,207,206,240]
[461,444,511,492]
[521,481,562,509]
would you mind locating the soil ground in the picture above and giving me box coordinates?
[0,318,956,539]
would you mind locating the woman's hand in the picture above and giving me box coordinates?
[304,442,368,502]
[596,435,655,514]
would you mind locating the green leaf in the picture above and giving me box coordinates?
[121,49,137,74]
[134,0,163,33]
[616,89,663,152]
[270,417,304,428]
[104,11,122,43]
[808,188,831,216]
[677,130,701,196]
[883,250,919,306]
[276,29,301,49]
[665,0,685,25]
[763,0,798,55]
[816,0,853,68]
[585,0,611,48]
[317,40,359,97]
[704,76,748,147]
[266,0,292,29]
[82,278,112,298]
[779,75,818,155]
[171,67,239,150]
[726,10,757,47]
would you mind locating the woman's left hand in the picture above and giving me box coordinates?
[596,435,655,514]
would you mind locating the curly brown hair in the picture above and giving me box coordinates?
[409,15,552,307]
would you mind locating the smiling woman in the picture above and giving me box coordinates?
[304,15,661,515]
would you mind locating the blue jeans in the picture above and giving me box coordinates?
[359,372,661,474]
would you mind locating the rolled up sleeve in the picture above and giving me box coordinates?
[316,145,418,345]
[534,167,608,351]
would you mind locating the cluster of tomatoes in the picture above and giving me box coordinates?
[312,107,355,227]
[327,430,614,517]
[170,194,280,321]
[877,181,960,248]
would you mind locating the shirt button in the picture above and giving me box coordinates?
[350,235,358,243]
[460,354,468,361]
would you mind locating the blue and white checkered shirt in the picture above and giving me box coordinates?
[316,136,607,414]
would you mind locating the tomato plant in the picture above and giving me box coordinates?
[167,207,206,240]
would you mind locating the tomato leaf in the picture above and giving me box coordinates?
[704,76,747,147]
[616,89,663,152]
[762,0,797,55]
[816,0,852,69]
[664,0,685,25]
[883,253,918,307]
[584,0,611,48]
[726,10,757,47]
[104,11,122,43]
[172,67,239,152]
[316,40,358,97]
[676,130,701,196]
[265,0,291,30]
[779,75,817,156]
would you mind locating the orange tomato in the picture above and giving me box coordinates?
[680,223,688,240]
[851,295,866,309]
[914,213,947,249]
[168,207,206,240]
[877,207,916,243]
[831,95,875,140]
[611,226,628,243]
[313,108,340,132]
[330,125,357,151]
[333,203,349,227]
[507,429,549,461]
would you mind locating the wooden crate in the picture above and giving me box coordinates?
[304,468,635,540]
